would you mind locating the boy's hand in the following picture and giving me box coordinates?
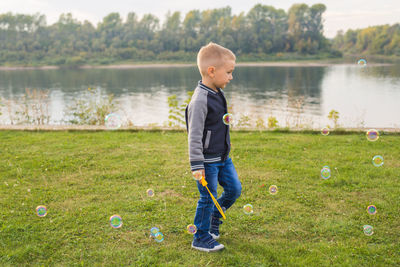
[192,169,205,181]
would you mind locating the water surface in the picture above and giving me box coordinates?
[0,64,399,128]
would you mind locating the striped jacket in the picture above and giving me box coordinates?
[185,81,231,171]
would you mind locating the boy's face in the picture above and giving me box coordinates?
[210,60,235,89]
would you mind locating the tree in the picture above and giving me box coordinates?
[181,10,201,51]
[98,13,123,48]
[247,4,288,53]
[288,3,327,53]
[159,11,182,51]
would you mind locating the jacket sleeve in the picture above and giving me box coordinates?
[187,94,208,171]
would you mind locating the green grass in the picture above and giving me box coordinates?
[0,130,399,266]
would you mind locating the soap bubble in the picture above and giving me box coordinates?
[366,129,379,141]
[105,113,122,130]
[187,224,197,234]
[357,59,367,66]
[109,215,123,228]
[367,205,377,215]
[36,205,47,217]
[154,232,164,242]
[321,127,330,136]
[269,185,278,195]
[222,113,233,126]
[363,225,374,236]
[150,227,160,237]
[192,170,203,181]
[372,155,383,167]
[146,189,155,197]
[320,166,331,180]
[243,204,253,215]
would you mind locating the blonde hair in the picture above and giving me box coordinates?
[197,42,236,76]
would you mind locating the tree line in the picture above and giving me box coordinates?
[332,24,400,57]
[1,3,340,66]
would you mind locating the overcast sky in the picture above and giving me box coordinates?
[1,0,399,38]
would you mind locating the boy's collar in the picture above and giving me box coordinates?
[198,81,219,94]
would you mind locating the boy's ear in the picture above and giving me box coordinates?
[207,66,216,78]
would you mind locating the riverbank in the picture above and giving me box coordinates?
[0,125,399,133]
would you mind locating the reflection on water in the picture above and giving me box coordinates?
[0,64,399,128]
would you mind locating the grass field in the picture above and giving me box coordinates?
[0,130,399,266]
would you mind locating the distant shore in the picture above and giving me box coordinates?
[0,61,394,71]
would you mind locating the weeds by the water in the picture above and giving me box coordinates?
[328,109,340,129]
[0,90,386,132]
[5,88,50,125]
[64,87,115,125]
[167,91,193,128]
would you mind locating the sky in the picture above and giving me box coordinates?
[1,0,399,38]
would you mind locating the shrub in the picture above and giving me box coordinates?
[268,116,279,128]
[167,91,193,128]
[256,117,266,129]
[64,87,116,125]
[328,109,340,129]
[237,114,252,128]
[6,88,50,125]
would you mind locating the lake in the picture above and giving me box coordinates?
[0,63,399,129]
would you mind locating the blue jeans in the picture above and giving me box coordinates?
[194,157,242,239]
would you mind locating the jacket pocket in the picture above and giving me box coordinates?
[204,130,211,149]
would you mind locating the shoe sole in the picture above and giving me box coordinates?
[191,244,224,252]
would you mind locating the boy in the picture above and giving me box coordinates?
[185,42,242,252]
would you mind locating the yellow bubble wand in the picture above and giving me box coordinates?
[199,176,226,220]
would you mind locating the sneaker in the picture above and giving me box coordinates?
[209,216,223,240]
[191,235,224,252]
[209,232,220,240]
